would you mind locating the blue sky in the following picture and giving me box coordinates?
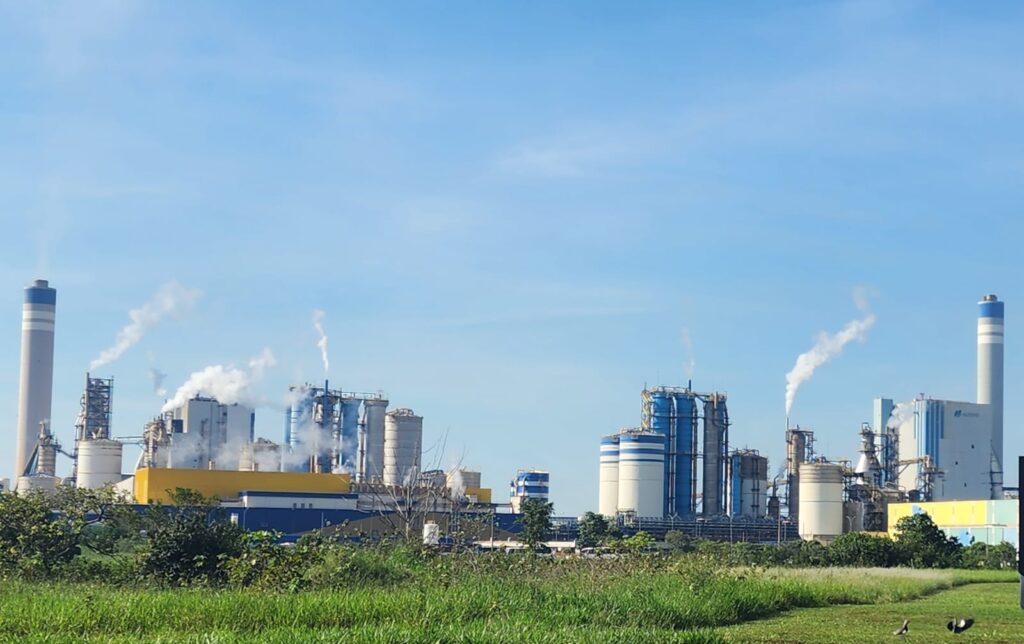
[1,1,1021,514]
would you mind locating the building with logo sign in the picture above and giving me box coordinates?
[888,398,996,500]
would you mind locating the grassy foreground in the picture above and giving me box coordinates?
[720,582,1024,642]
[0,568,1014,643]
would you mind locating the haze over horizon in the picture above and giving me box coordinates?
[1,1,1021,514]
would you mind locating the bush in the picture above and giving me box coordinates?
[961,541,1017,570]
[827,532,899,567]
[139,492,244,586]
[893,513,962,568]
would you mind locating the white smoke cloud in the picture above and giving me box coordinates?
[784,289,876,417]
[681,327,696,381]
[161,348,276,414]
[90,281,202,371]
[448,468,466,500]
[148,367,167,397]
[313,309,329,375]
[886,401,915,430]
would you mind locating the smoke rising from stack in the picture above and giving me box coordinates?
[886,401,914,430]
[784,288,876,417]
[90,281,201,371]
[161,348,276,413]
[313,309,329,375]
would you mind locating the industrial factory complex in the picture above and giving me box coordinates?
[3,279,1018,550]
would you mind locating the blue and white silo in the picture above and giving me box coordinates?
[616,432,665,518]
[598,434,620,516]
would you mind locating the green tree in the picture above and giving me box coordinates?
[893,513,962,568]
[961,541,1017,570]
[827,531,898,567]
[623,530,655,553]
[139,489,244,585]
[0,486,130,578]
[663,530,693,552]
[576,512,609,549]
[518,498,553,549]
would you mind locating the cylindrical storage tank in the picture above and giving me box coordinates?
[362,400,388,482]
[423,522,440,546]
[671,394,698,517]
[447,468,481,491]
[16,474,58,496]
[737,452,768,517]
[617,432,665,517]
[702,398,728,517]
[383,408,422,486]
[798,463,844,542]
[76,439,123,489]
[598,434,620,516]
[340,399,361,471]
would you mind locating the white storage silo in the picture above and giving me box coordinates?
[598,434,619,516]
[383,408,422,486]
[76,439,124,489]
[798,462,844,542]
[617,432,665,518]
[16,474,58,496]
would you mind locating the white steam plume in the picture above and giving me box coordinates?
[313,309,329,375]
[161,348,276,413]
[784,288,876,417]
[886,401,915,430]
[90,281,202,371]
[681,327,696,381]
[448,468,466,500]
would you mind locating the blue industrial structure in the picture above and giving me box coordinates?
[638,385,729,518]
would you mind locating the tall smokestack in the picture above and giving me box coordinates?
[14,279,57,480]
[977,294,1004,488]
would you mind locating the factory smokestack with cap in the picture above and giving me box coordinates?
[14,279,57,482]
[977,294,1004,491]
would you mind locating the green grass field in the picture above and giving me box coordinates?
[0,568,1017,643]
[720,582,1023,642]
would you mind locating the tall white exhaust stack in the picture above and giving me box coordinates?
[14,279,57,482]
[977,294,1004,491]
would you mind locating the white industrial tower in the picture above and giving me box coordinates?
[976,294,1004,490]
[14,279,57,484]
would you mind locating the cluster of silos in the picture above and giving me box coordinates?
[639,387,729,517]
[727,450,768,518]
[641,388,698,516]
[283,384,389,479]
[597,429,668,517]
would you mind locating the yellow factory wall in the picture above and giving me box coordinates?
[888,500,992,531]
[135,468,351,504]
[466,487,492,504]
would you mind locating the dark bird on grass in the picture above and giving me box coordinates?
[893,619,909,636]
[947,618,974,634]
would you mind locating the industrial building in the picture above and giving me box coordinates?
[6,276,1016,548]
[600,386,765,520]
[888,500,1019,548]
